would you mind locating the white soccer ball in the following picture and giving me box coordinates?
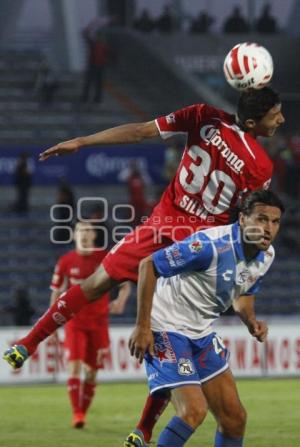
[223,42,274,91]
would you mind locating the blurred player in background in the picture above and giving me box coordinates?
[129,190,284,447]
[4,87,285,446]
[50,220,130,428]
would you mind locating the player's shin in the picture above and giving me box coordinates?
[136,392,170,442]
[81,382,96,413]
[16,285,89,355]
[157,416,194,447]
[214,430,244,447]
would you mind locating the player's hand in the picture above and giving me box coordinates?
[249,320,268,342]
[109,297,126,315]
[128,326,154,364]
[39,138,81,161]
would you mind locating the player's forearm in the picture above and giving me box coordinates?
[233,295,257,330]
[77,121,158,148]
[136,256,157,329]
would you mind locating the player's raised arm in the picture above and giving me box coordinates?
[233,294,268,342]
[39,120,159,161]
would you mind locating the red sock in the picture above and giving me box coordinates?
[80,382,96,413]
[137,394,170,443]
[17,285,89,355]
[67,377,81,414]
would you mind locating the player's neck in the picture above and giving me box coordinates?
[242,241,260,262]
[76,248,93,256]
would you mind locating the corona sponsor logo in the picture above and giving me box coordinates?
[200,125,245,173]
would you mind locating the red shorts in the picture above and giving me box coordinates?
[64,319,110,369]
[102,224,173,282]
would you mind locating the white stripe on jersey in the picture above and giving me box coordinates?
[216,119,256,159]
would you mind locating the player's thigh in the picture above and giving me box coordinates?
[81,264,118,299]
[85,324,110,369]
[102,225,172,282]
[65,323,87,363]
[201,368,245,424]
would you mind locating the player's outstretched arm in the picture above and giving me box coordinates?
[233,294,268,342]
[128,256,157,363]
[39,121,159,161]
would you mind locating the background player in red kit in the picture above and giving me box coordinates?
[50,220,130,429]
[4,87,285,446]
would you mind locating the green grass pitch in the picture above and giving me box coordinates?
[0,379,299,446]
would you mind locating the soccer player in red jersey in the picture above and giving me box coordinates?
[50,220,109,428]
[4,87,285,445]
[50,220,130,429]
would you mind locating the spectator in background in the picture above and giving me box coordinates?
[89,204,110,250]
[133,9,155,32]
[34,58,59,104]
[163,143,182,182]
[14,152,32,213]
[255,4,278,33]
[12,287,34,326]
[223,6,250,33]
[52,178,75,244]
[156,5,174,33]
[189,11,214,34]
[284,136,300,199]
[81,25,109,104]
[119,161,153,226]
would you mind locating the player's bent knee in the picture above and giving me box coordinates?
[178,403,208,429]
[220,406,247,438]
[81,265,118,300]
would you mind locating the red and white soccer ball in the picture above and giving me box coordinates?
[223,42,274,91]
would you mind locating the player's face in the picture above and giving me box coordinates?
[74,222,96,252]
[254,104,285,137]
[240,203,281,251]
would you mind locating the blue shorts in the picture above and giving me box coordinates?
[145,331,229,395]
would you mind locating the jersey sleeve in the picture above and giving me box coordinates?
[50,256,68,291]
[155,104,205,139]
[243,277,263,296]
[152,232,213,277]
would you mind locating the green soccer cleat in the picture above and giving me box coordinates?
[3,345,29,369]
[123,429,149,447]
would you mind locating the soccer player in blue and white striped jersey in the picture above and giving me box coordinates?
[129,189,284,447]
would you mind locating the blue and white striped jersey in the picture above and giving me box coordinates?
[151,222,275,338]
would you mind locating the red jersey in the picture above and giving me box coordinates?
[153,104,273,237]
[51,250,108,324]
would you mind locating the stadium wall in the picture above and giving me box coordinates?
[1,324,300,384]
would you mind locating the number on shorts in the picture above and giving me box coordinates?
[213,335,226,354]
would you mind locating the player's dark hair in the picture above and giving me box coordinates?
[241,189,285,216]
[237,87,280,125]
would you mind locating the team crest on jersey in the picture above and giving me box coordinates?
[178,358,195,376]
[236,268,250,285]
[166,113,176,124]
[189,240,203,253]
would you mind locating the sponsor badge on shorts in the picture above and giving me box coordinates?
[178,358,194,376]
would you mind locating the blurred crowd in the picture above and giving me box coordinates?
[132,3,280,34]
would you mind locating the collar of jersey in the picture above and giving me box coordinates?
[231,222,264,264]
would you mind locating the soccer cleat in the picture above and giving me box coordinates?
[123,429,148,447]
[72,412,85,429]
[3,345,29,369]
